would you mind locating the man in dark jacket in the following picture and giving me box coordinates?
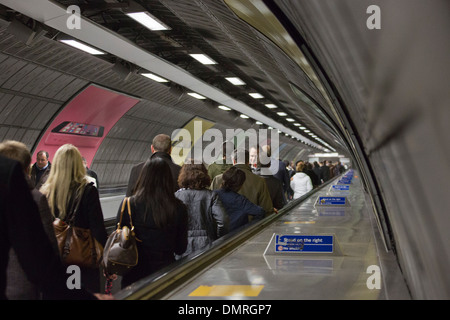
[259,155,286,210]
[30,150,51,190]
[126,134,181,196]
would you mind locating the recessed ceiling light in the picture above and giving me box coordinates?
[249,93,264,99]
[277,112,287,116]
[299,126,306,130]
[225,77,246,85]
[294,123,301,126]
[141,73,169,82]
[240,114,249,119]
[187,92,206,99]
[218,105,231,111]
[304,129,311,132]
[59,40,105,55]
[286,118,295,122]
[189,53,217,65]
[126,12,171,31]
[256,121,263,125]
[265,104,277,109]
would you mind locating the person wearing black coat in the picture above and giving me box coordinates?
[117,158,188,288]
[39,144,107,294]
[0,155,98,300]
[126,134,181,196]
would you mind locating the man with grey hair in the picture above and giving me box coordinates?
[126,134,181,196]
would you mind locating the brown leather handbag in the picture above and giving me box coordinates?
[102,197,139,276]
[53,184,103,269]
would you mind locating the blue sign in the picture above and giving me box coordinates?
[332,185,350,191]
[338,179,352,185]
[318,197,347,205]
[275,235,334,253]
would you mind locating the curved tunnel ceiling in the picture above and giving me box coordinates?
[0,0,345,154]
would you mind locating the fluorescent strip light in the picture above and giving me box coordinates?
[218,105,231,111]
[189,54,217,65]
[286,118,295,122]
[249,93,264,99]
[225,77,246,85]
[277,112,287,116]
[299,126,306,130]
[256,121,263,125]
[59,40,105,55]
[141,73,169,82]
[126,12,170,31]
[304,129,311,132]
[188,92,206,99]
[265,104,277,109]
[294,123,301,126]
[240,114,249,119]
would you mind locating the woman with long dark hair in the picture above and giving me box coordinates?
[116,157,188,288]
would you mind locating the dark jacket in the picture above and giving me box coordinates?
[54,182,107,247]
[175,189,229,257]
[216,189,265,232]
[117,196,188,288]
[260,174,286,210]
[126,152,181,196]
[6,180,59,300]
[211,164,274,215]
[320,165,331,182]
[53,182,107,293]
[30,162,51,190]
[0,156,95,300]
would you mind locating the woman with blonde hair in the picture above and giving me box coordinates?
[40,144,107,293]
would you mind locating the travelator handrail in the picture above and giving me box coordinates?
[114,172,346,300]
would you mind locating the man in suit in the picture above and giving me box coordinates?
[126,134,181,196]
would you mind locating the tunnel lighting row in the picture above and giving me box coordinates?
[56,7,333,152]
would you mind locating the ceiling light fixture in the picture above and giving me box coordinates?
[249,93,264,99]
[59,39,105,55]
[240,114,249,119]
[126,12,171,31]
[265,104,277,109]
[225,77,246,85]
[187,92,206,99]
[277,112,287,116]
[286,118,295,122]
[218,105,231,111]
[189,53,217,65]
[141,73,169,82]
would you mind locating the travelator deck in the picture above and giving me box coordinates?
[110,171,410,300]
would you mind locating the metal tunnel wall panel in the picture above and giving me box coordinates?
[274,0,450,298]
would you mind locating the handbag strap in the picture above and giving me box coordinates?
[67,183,87,226]
[117,197,135,231]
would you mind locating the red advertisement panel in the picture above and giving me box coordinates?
[33,85,140,167]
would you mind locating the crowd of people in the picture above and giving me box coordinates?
[0,134,347,299]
